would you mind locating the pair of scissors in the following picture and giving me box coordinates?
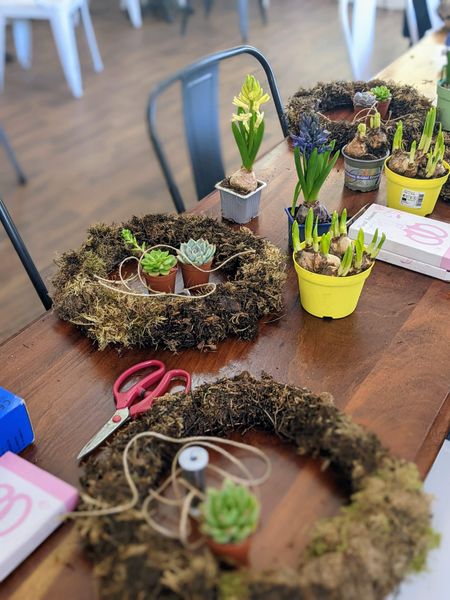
[77,360,191,461]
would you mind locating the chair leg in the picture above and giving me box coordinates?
[0,127,27,185]
[180,0,194,36]
[49,7,83,98]
[80,1,103,73]
[125,0,143,28]
[258,0,268,25]
[204,0,214,17]
[0,16,6,91]
[0,199,51,310]
[237,0,248,44]
[12,20,32,69]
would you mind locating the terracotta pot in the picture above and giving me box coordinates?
[376,98,391,120]
[180,260,213,289]
[206,536,251,566]
[142,267,177,293]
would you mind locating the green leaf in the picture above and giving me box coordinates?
[232,122,251,170]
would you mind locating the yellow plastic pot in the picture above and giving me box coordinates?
[293,248,374,319]
[385,159,449,216]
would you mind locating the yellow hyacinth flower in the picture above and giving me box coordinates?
[232,96,250,111]
[254,110,264,129]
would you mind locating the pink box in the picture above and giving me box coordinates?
[0,452,78,581]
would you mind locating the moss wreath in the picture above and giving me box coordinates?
[52,214,286,351]
[285,79,450,203]
[78,372,438,600]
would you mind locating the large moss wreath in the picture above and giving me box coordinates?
[286,79,450,203]
[78,372,438,600]
[52,214,286,351]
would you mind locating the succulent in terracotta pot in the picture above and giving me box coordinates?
[200,480,260,566]
[140,249,178,293]
[177,238,216,289]
[369,85,392,120]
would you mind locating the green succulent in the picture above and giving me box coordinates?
[121,228,146,255]
[200,480,260,545]
[177,238,216,266]
[369,85,391,102]
[141,250,177,276]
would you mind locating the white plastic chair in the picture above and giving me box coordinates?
[0,0,103,98]
[338,0,377,81]
[119,0,142,28]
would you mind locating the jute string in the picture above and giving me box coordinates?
[93,245,256,300]
[69,432,271,549]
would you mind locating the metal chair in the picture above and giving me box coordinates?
[0,125,26,184]
[147,45,287,214]
[0,198,52,310]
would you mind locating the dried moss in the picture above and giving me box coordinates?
[77,373,436,600]
[52,215,286,351]
[285,80,450,204]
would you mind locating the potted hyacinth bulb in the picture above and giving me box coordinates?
[286,113,340,247]
[437,33,450,131]
[385,107,450,215]
[342,112,390,192]
[177,238,216,289]
[216,75,270,224]
[200,480,260,566]
[292,207,385,319]
[122,229,178,293]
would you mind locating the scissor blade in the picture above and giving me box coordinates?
[77,408,129,461]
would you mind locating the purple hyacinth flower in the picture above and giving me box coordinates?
[291,113,332,160]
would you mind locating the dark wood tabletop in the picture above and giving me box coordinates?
[1,33,450,600]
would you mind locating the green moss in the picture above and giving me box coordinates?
[218,572,249,600]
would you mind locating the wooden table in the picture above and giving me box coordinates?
[2,33,450,600]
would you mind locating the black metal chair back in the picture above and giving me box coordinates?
[0,199,52,310]
[147,45,287,213]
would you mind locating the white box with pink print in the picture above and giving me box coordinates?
[349,204,450,282]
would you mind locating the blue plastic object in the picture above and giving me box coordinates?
[147,45,287,214]
[0,387,34,456]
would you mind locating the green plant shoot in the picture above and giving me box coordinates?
[392,121,403,152]
[122,228,146,255]
[304,207,314,248]
[418,107,436,154]
[338,245,353,277]
[292,221,301,253]
[330,211,339,238]
[320,231,331,256]
[368,233,386,259]
[312,218,319,252]
[339,208,347,236]
[409,140,417,163]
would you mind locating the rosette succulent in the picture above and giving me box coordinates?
[353,91,376,108]
[200,480,260,545]
[370,85,391,102]
[290,113,340,224]
[141,249,177,276]
[177,238,216,266]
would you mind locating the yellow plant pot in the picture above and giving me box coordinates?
[385,160,450,216]
[293,249,374,319]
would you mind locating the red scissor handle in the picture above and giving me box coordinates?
[129,369,191,418]
[113,360,166,410]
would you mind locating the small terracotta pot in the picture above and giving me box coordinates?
[353,104,373,121]
[180,261,213,289]
[206,536,251,566]
[376,98,391,120]
[142,266,177,293]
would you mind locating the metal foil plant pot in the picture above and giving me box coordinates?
[216,180,267,224]
[342,145,389,193]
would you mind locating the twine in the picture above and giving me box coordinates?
[69,432,271,549]
[94,244,256,301]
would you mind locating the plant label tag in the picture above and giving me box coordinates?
[0,388,34,456]
[0,452,78,581]
[400,189,424,209]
